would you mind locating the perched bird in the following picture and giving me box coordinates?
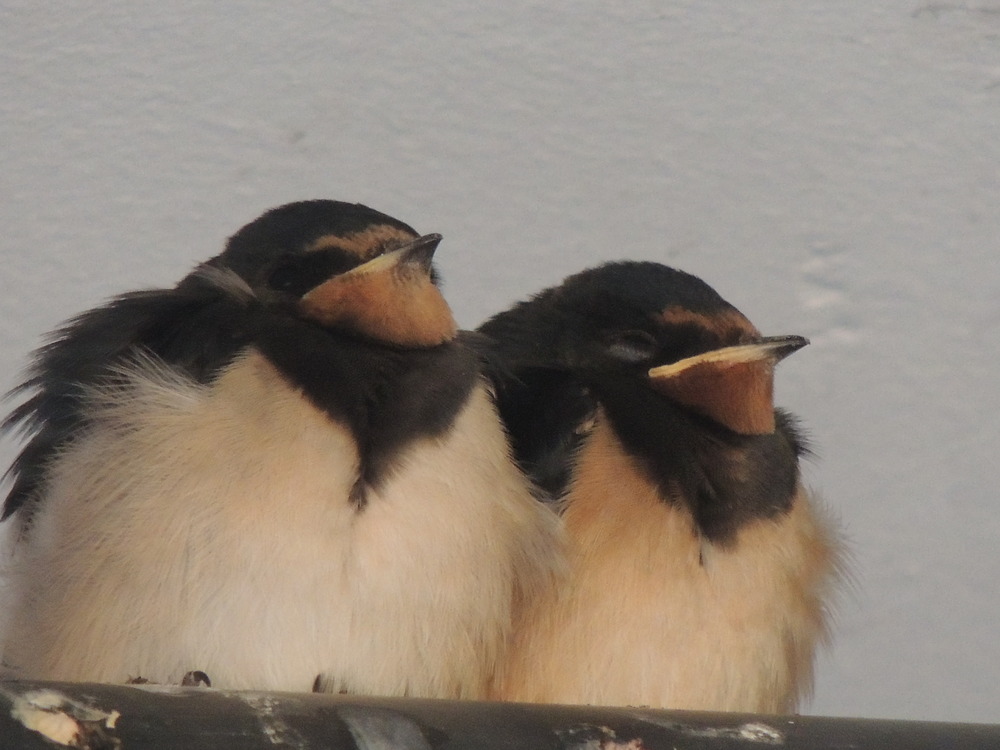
[480,261,841,713]
[0,200,562,697]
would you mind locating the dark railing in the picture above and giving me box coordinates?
[2,680,998,749]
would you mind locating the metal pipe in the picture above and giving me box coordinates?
[2,679,998,750]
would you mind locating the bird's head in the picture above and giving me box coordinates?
[486,261,806,436]
[209,200,456,348]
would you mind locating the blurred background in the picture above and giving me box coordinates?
[2,1,999,722]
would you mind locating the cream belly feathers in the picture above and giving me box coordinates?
[2,351,560,695]
[494,418,838,712]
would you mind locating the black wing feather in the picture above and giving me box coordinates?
[2,272,255,522]
[472,317,595,500]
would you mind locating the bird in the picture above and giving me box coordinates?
[479,260,841,713]
[0,199,563,698]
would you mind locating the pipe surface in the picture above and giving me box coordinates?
[2,680,999,750]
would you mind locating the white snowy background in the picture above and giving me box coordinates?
[2,1,999,723]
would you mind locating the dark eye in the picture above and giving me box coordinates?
[604,329,659,363]
[266,251,357,297]
[267,258,305,293]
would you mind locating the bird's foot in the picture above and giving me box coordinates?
[181,670,212,688]
[312,674,350,694]
[126,671,212,687]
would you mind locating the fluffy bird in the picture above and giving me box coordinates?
[0,200,562,697]
[480,261,841,713]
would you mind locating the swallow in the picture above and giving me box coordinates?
[0,200,562,697]
[480,261,841,713]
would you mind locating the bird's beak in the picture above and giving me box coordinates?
[647,335,808,435]
[298,233,458,348]
[352,233,442,278]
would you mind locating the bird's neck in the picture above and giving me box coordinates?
[258,326,480,500]
[589,377,800,545]
[564,415,699,542]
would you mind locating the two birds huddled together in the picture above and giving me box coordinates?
[0,200,840,713]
